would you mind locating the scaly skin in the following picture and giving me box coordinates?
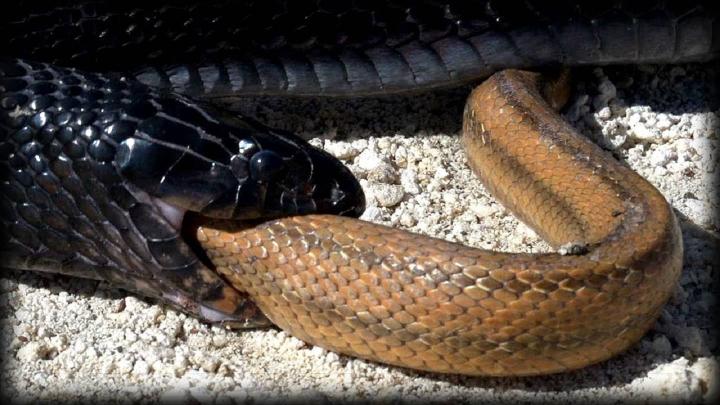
[197,70,683,376]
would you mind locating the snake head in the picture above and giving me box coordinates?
[115,95,364,220]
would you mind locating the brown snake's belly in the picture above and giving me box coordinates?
[197,70,683,376]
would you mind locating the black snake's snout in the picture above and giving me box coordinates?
[304,146,365,219]
[244,134,365,219]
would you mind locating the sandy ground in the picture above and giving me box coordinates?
[1,61,718,404]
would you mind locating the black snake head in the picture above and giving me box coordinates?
[0,58,363,326]
[114,94,365,221]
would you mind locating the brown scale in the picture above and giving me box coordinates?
[197,70,683,376]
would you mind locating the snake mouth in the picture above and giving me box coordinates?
[145,177,365,272]
[144,196,243,270]
[142,196,209,267]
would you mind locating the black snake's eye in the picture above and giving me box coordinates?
[249,150,285,182]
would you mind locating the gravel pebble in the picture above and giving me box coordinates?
[674,326,710,357]
[2,62,718,403]
[650,335,673,357]
[364,182,405,207]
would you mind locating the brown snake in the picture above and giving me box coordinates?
[196,70,683,376]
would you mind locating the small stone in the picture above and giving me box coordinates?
[684,199,711,227]
[174,353,189,370]
[99,358,116,374]
[471,203,500,219]
[360,206,383,222]
[16,341,50,362]
[630,123,660,142]
[152,360,168,375]
[592,78,617,110]
[184,369,211,384]
[132,360,150,376]
[564,94,589,122]
[355,149,384,171]
[653,166,668,177]
[651,335,673,357]
[399,213,416,227]
[650,146,676,167]
[211,335,228,348]
[325,352,340,365]
[674,326,708,356]
[400,169,421,195]
[36,327,53,338]
[308,138,323,149]
[125,330,138,343]
[111,298,127,313]
[0,278,17,292]
[557,242,589,256]
[342,365,355,388]
[324,141,358,160]
[443,191,459,206]
[193,352,220,373]
[85,347,99,358]
[238,376,258,389]
[309,346,326,357]
[366,183,405,207]
[656,113,673,130]
[690,357,719,403]
[697,292,715,312]
[73,341,87,355]
[601,127,627,150]
[124,296,148,312]
[434,167,449,180]
[367,165,398,183]
[596,106,612,119]
[632,358,702,402]
[287,335,306,350]
[354,148,398,183]
[116,359,134,375]
[690,113,719,138]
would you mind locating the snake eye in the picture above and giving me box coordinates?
[249,150,285,182]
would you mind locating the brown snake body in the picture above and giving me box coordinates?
[197,70,683,376]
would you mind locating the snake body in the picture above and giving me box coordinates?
[1,0,717,376]
[197,70,683,376]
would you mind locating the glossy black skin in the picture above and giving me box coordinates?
[2,1,717,97]
[112,95,363,219]
[0,59,363,326]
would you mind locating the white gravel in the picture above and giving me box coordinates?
[2,62,718,404]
